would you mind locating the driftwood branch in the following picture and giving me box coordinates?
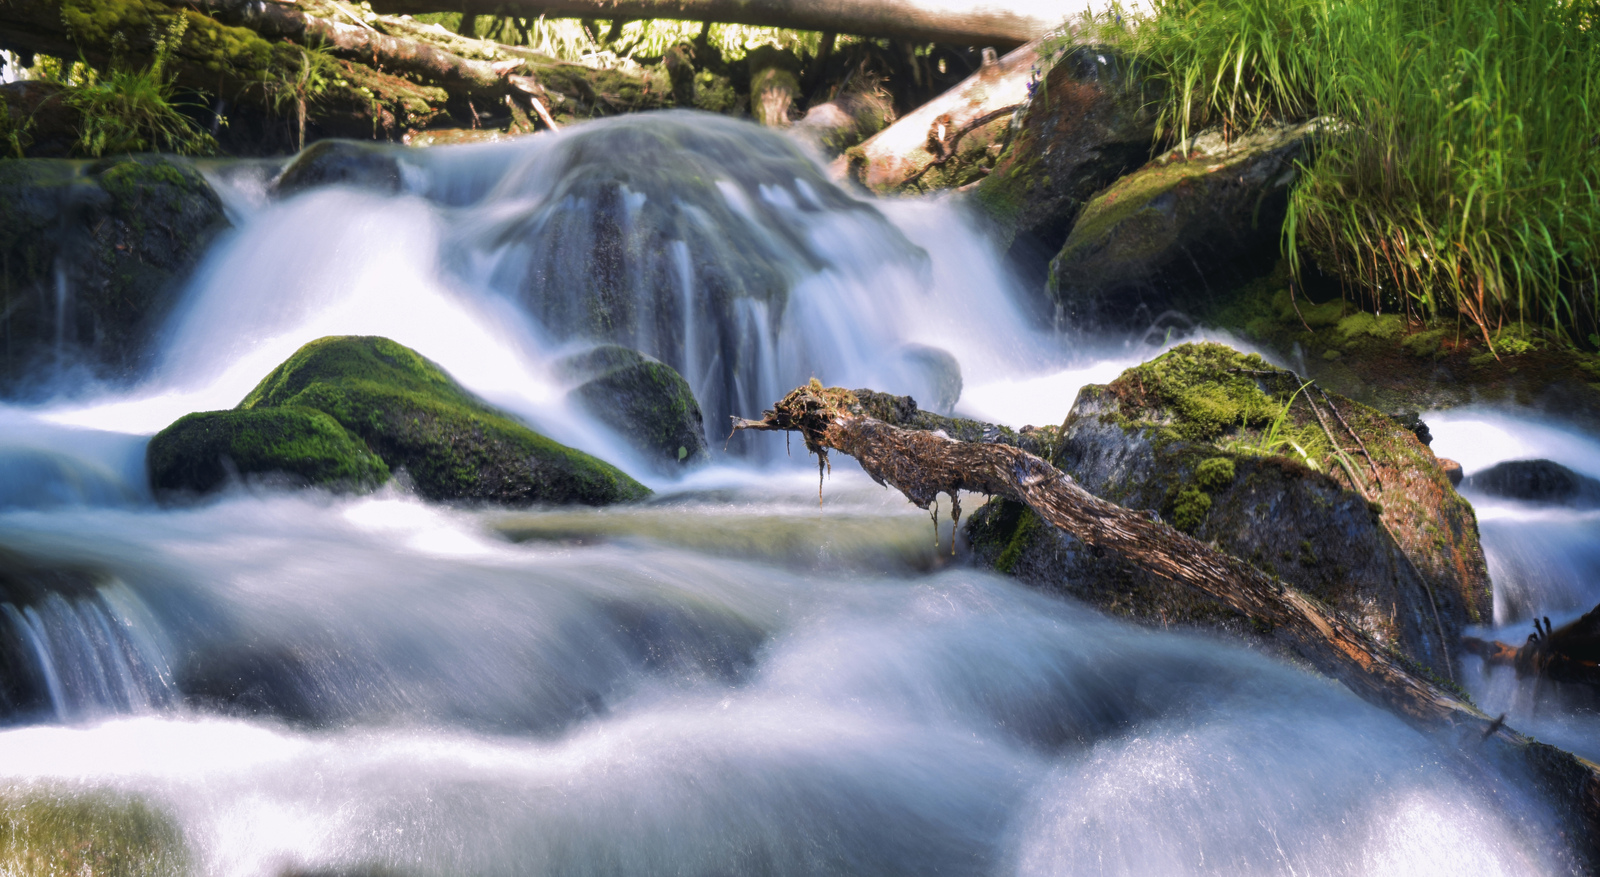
[1464,604,1600,688]
[734,381,1600,861]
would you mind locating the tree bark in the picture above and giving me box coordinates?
[835,36,1040,192]
[364,0,1088,46]
[732,381,1600,861]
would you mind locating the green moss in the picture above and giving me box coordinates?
[147,406,389,494]
[1120,343,1286,442]
[1336,311,1403,341]
[1194,456,1236,490]
[984,501,1042,574]
[239,336,650,505]
[0,787,189,876]
[1167,487,1213,531]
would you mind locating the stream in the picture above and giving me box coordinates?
[0,113,1592,875]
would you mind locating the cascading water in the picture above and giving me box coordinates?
[0,111,1590,874]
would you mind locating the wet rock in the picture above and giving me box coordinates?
[791,90,894,158]
[891,344,963,414]
[557,345,710,471]
[150,336,649,505]
[147,407,391,497]
[968,342,1490,679]
[0,156,229,396]
[1439,458,1463,488]
[1049,120,1321,331]
[272,139,402,197]
[973,47,1158,287]
[0,80,79,158]
[0,787,189,873]
[1463,460,1600,507]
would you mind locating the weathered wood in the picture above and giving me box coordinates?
[733,380,1600,863]
[365,0,1090,47]
[836,37,1040,192]
[1464,604,1600,688]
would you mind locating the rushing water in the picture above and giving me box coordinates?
[0,112,1592,874]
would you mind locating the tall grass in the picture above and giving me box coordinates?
[1094,0,1600,344]
[62,17,217,157]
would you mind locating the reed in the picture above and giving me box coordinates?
[1093,0,1600,345]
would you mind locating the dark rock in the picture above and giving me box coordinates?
[0,80,80,158]
[147,406,391,496]
[1391,410,1433,446]
[272,139,402,197]
[0,156,229,395]
[558,345,710,471]
[1439,458,1463,488]
[973,47,1158,290]
[150,336,649,505]
[1464,459,1600,507]
[968,342,1490,679]
[1049,120,1321,332]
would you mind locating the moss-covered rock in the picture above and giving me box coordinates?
[558,345,709,471]
[969,342,1490,679]
[973,47,1157,282]
[0,786,189,876]
[147,406,391,495]
[235,335,648,504]
[1205,265,1600,435]
[0,81,80,158]
[1048,121,1319,331]
[272,139,402,197]
[0,155,229,396]
[146,336,648,504]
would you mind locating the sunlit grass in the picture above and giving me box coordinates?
[1088,0,1600,346]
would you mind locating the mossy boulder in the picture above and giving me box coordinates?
[149,336,649,505]
[272,139,403,197]
[973,47,1158,285]
[968,342,1490,680]
[0,155,229,396]
[557,345,710,471]
[147,407,391,495]
[0,786,189,876]
[1048,121,1319,331]
[1205,265,1600,435]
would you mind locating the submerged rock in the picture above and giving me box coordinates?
[1463,459,1600,507]
[0,786,189,874]
[973,47,1157,283]
[149,336,649,505]
[0,156,229,395]
[558,345,710,471]
[272,139,403,197]
[1049,121,1319,331]
[968,342,1490,678]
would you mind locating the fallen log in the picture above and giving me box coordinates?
[365,0,1092,47]
[1464,604,1600,688]
[836,36,1040,192]
[732,381,1600,861]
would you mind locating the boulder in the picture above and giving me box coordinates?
[973,47,1158,285]
[147,407,391,496]
[0,156,229,395]
[791,90,894,158]
[967,342,1490,679]
[891,343,963,414]
[149,336,649,505]
[1463,459,1600,507]
[272,139,403,197]
[1049,120,1320,331]
[557,345,710,471]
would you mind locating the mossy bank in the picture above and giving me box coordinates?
[149,335,650,505]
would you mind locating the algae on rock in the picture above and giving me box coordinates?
[0,787,189,877]
[558,345,710,472]
[969,342,1490,680]
[149,336,649,505]
[0,155,229,395]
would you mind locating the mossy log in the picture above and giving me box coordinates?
[732,380,1600,860]
[365,0,1078,47]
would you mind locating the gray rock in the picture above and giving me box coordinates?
[1463,459,1600,507]
[272,139,402,197]
[559,345,710,471]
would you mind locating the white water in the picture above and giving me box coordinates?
[0,113,1591,873]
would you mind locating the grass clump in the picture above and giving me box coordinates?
[1088,0,1600,344]
[60,17,217,157]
